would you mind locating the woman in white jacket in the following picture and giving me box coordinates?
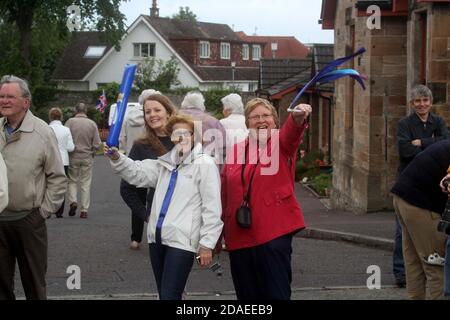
[105,114,223,300]
[0,152,8,213]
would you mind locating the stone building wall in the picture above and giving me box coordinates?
[331,0,408,213]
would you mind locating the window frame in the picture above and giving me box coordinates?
[220,42,231,60]
[133,43,156,58]
[252,45,261,61]
[242,44,249,60]
[199,41,210,59]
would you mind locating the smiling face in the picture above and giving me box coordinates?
[411,95,432,119]
[143,100,170,136]
[171,122,194,155]
[247,104,276,142]
[0,82,30,126]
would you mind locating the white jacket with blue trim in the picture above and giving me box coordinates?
[110,143,223,253]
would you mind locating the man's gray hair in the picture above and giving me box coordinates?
[221,93,244,115]
[0,75,32,101]
[138,89,161,105]
[410,84,433,102]
[180,91,205,111]
[75,102,87,114]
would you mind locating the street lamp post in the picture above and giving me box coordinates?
[231,61,236,89]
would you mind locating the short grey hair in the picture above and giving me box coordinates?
[0,75,32,101]
[180,91,205,111]
[410,84,433,102]
[221,93,244,115]
[75,102,87,114]
[138,89,161,105]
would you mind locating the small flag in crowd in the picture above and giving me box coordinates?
[96,89,107,113]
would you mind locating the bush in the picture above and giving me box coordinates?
[308,173,332,197]
[295,149,325,181]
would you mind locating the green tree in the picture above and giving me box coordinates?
[172,6,197,22]
[134,56,180,92]
[0,0,128,83]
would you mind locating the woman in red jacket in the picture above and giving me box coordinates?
[220,98,311,300]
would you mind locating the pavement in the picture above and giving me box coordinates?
[295,184,396,251]
[13,156,401,301]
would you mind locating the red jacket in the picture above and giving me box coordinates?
[221,115,307,251]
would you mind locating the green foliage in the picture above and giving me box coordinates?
[203,88,241,118]
[134,56,180,92]
[295,149,326,181]
[32,86,61,109]
[0,0,128,86]
[172,6,197,22]
[308,173,332,197]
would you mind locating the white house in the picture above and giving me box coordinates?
[53,11,261,92]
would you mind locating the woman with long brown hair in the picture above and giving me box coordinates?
[120,94,176,250]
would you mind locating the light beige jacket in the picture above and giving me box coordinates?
[0,110,67,218]
[0,152,8,212]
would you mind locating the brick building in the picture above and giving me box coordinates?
[320,0,450,213]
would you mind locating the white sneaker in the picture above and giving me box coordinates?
[423,253,445,266]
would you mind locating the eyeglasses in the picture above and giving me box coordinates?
[248,114,273,121]
[171,129,193,139]
[0,94,22,101]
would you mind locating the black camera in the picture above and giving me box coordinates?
[437,179,450,235]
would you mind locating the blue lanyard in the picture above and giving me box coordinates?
[155,169,178,244]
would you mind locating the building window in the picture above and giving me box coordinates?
[221,42,230,59]
[248,83,257,92]
[252,45,261,61]
[242,44,249,60]
[84,46,107,58]
[200,41,210,58]
[133,43,156,58]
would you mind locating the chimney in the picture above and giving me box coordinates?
[150,0,159,17]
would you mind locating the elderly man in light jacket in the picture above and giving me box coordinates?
[0,75,66,300]
[0,153,8,213]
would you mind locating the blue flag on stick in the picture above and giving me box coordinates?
[106,64,137,147]
[288,47,367,111]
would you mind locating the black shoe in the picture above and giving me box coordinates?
[56,214,63,218]
[68,203,77,217]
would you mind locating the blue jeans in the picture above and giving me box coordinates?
[393,215,405,278]
[149,243,195,300]
[445,237,450,300]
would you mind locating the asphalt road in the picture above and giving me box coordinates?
[14,156,406,300]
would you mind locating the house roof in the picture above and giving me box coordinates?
[236,31,309,59]
[144,16,242,42]
[259,59,312,90]
[192,66,259,82]
[52,32,112,80]
[259,44,335,98]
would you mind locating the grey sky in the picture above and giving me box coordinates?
[120,0,334,44]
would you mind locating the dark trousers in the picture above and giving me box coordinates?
[149,243,194,300]
[229,233,293,300]
[393,215,405,278]
[131,213,144,243]
[0,210,48,300]
[55,166,69,217]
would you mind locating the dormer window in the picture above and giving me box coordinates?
[220,42,230,59]
[200,41,210,58]
[84,46,106,58]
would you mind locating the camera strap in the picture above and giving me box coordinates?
[241,140,260,205]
